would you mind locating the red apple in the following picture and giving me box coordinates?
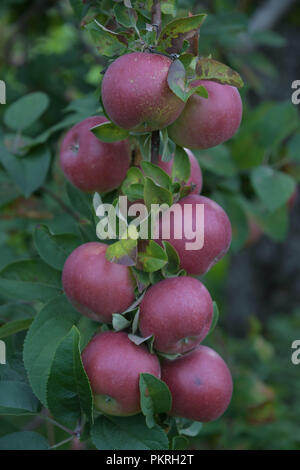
[168,80,242,149]
[101,52,185,132]
[157,149,202,194]
[161,345,233,422]
[82,331,161,415]
[139,277,213,354]
[155,194,232,275]
[60,116,130,193]
[62,242,135,323]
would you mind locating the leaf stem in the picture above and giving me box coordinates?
[49,436,74,450]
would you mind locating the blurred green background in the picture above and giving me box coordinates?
[0,0,300,450]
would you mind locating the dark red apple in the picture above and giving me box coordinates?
[62,242,135,323]
[101,52,185,132]
[155,194,232,275]
[60,116,130,193]
[168,80,242,149]
[82,331,161,415]
[157,149,202,194]
[161,345,233,422]
[139,277,213,354]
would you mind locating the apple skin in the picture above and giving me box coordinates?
[62,242,135,323]
[60,116,130,193]
[161,345,233,422]
[82,331,161,416]
[139,277,213,354]
[155,194,232,276]
[101,52,185,132]
[168,80,242,149]
[157,149,203,195]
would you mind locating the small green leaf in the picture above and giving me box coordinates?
[167,59,186,102]
[141,161,172,189]
[106,238,138,266]
[251,166,296,212]
[138,240,168,273]
[193,146,237,177]
[162,241,180,275]
[144,177,173,211]
[179,420,202,437]
[34,225,80,271]
[4,92,49,131]
[0,319,33,340]
[112,314,131,331]
[172,435,188,450]
[0,432,48,450]
[173,146,191,183]
[66,182,94,221]
[127,333,152,346]
[91,414,169,450]
[287,134,300,161]
[158,14,207,53]
[185,84,208,100]
[139,373,172,428]
[47,326,93,428]
[91,120,129,142]
[196,57,244,88]
[86,21,127,57]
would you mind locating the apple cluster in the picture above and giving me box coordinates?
[59,51,242,423]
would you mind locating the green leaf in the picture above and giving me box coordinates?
[114,4,137,28]
[91,120,129,142]
[138,240,168,273]
[173,146,191,183]
[47,326,93,428]
[162,241,180,275]
[128,333,152,346]
[66,182,93,221]
[0,431,48,450]
[106,238,137,266]
[121,167,145,198]
[179,420,202,437]
[4,92,49,131]
[208,302,219,336]
[86,21,127,57]
[0,259,62,302]
[34,225,80,271]
[91,414,169,450]
[193,146,237,177]
[23,296,80,406]
[112,313,131,331]
[196,57,244,88]
[0,144,51,198]
[0,381,39,416]
[140,373,172,428]
[0,302,35,322]
[167,59,186,102]
[141,162,172,189]
[251,166,296,212]
[144,177,173,211]
[287,134,300,161]
[248,204,289,242]
[172,435,188,450]
[69,0,84,19]
[158,14,207,53]
[0,319,33,339]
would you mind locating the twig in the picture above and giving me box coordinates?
[49,436,74,450]
[151,0,162,38]
[41,185,81,222]
[249,0,297,33]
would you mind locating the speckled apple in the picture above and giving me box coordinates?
[101,52,185,132]
[161,345,233,422]
[155,194,232,275]
[139,277,213,354]
[82,331,161,415]
[168,80,242,149]
[59,116,130,193]
[157,149,202,194]
[62,242,135,323]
